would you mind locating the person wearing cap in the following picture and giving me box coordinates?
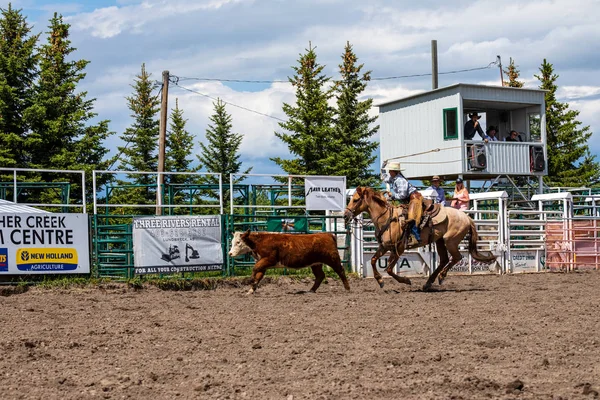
[381,160,423,246]
[451,178,470,211]
[464,112,489,142]
[486,125,499,141]
[428,175,445,205]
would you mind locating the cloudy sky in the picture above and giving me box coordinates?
[5,0,600,179]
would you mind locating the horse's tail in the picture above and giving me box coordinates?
[468,219,497,263]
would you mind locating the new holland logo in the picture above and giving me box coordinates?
[0,248,8,272]
[16,248,79,271]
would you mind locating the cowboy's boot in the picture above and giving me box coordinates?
[406,221,420,247]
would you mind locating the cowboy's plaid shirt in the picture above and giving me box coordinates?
[383,173,416,201]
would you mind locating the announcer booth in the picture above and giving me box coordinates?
[377,83,548,188]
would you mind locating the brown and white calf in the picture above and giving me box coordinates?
[228,230,351,294]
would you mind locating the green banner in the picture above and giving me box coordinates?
[266,217,308,233]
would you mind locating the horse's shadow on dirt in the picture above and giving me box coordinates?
[291,290,316,295]
[415,287,490,293]
[381,287,489,294]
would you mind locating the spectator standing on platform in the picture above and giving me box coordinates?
[451,178,470,211]
[428,175,446,205]
[464,112,489,142]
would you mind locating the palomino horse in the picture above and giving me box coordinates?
[344,186,496,291]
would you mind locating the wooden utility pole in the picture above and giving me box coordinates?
[431,40,438,90]
[156,70,169,215]
[497,55,504,86]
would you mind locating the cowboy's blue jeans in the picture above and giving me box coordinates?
[411,222,420,241]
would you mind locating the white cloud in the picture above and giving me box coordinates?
[559,86,600,100]
[167,81,294,160]
[569,99,600,155]
[68,0,250,38]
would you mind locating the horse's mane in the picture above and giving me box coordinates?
[358,186,389,208]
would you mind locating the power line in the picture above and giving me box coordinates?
[167,60,498,125]
[178,76,288,83]
[172,81,287,122]
[372,62,497,81]
[172,61,497,84]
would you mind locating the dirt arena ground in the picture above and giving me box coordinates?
[1,272,600,400]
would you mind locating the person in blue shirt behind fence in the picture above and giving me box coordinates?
[428,175,446,205]
[381,161,423,246]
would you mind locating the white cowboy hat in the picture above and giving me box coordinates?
[386,161,404,171]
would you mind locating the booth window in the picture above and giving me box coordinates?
[528,113,541,142]
[443,108,458,140]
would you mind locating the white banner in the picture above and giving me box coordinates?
[132,215,223,275]
[305,176,346,211]
[0,213,90,274]
[511,250,542,273]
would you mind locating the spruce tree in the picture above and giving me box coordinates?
[198,99,251,184]
[0,4,38,168]
[326,41,379,187]
[197,99,251,210]
[535,59,599,186]
[24,13,113,205]
[272,43,335,176]
[166,98,196,183]
[165,99,197,212]
[115,63,160,207]
[503,57,524,88]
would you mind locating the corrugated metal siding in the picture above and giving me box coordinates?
[486,142,532,174]
[379,87,461,112]
[0,199,50,214]
[380,94,463,178]
[460,85,545,105]
[379,84,545,110]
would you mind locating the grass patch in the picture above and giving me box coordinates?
[36,276,109,289]
[0,268,359,292]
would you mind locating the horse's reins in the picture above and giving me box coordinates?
[345,193,402,249]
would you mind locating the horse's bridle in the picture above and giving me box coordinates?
[345,198,362,220]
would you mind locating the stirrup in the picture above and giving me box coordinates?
[407,235,419,247]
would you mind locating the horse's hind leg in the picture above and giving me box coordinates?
[438,241,463,285]
[309,264,326,292]
[385,252,412,286]
[423,239,450,291]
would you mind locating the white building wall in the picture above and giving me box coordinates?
[380,94,462,179]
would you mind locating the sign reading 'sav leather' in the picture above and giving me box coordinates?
[305,176,346,211]
[0,214,90,274]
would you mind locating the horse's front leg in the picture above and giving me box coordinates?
[370,245,388,288]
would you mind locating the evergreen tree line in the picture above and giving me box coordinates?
[503,58,599,186]
[0,5,112,205]
[1,3,597,214]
